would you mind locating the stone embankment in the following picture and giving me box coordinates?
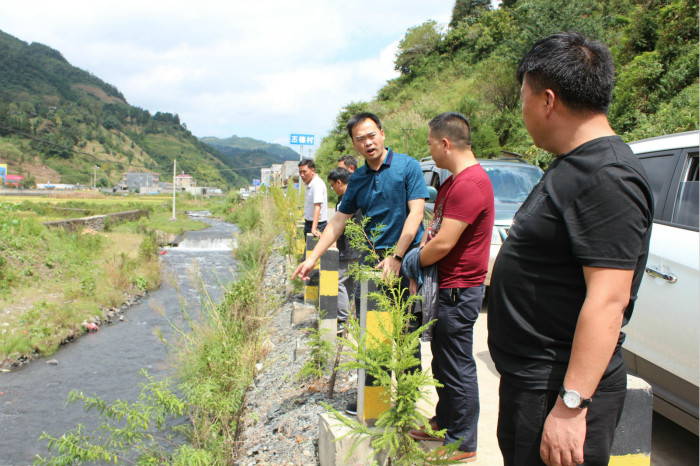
[42,209,149,231]
[235,249,356,466]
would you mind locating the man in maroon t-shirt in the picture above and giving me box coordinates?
[408,112,494,463]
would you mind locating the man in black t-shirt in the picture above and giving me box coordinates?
[488,32,653,466]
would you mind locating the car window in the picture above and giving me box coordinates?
[637,152,678,219]
[423,171,440,190]
[483,165,542,204]
[670,151,699,229]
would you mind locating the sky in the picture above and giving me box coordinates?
[2,0,457,154]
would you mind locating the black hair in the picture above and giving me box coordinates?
[346,112,382,139]
[298,158,315,169]
[337,154,358,170]
[517,31,615,114]
[428,112,472,148]
[327,167,351,184]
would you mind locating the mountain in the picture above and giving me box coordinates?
[200,135,300,181]
[0,29,247,189]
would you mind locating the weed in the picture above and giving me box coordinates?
[134,276,149,292]
[35,370,203,466]
[321,217,450,466]
[138,229,159,260]
[298,310,335,381]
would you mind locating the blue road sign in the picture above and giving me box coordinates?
[290,134,314,145]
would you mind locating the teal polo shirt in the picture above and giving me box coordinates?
[338,149,428,250]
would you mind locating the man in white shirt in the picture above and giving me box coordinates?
[299,159,328,237]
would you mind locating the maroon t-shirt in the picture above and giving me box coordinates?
[426,164,495,288]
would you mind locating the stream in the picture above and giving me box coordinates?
[0,217,238,466]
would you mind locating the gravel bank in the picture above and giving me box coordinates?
[235,249,357,466]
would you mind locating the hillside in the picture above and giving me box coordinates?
[200,135,299,181]
[0,30,247,189]
[313,0,699,178]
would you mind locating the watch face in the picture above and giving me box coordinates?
[563,390,581,408]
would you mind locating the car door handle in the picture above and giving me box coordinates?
[645,266,677,284]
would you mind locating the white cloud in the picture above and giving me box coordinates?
[1,0,454,147]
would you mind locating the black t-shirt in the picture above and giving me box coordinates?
[487,136,653,390]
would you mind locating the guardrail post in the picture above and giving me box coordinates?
[357,278,392,426]
[304,233,320,305]
[319,247,339,340]
[608,374,653,465]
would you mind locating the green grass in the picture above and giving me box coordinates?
[0,198,204,365]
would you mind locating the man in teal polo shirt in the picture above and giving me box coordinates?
[292,112,428,415]
[293,111,427,287]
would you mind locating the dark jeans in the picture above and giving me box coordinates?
[497,378,627,466]
[432,285,484,452]
[303,219,327,236]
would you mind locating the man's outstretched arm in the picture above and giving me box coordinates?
[292,212,352,280]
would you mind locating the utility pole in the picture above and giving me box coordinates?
[93,165,99,190]
[171,159,177,221]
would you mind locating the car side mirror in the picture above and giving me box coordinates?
[427,186,438,203]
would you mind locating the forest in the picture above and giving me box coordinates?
[313,0,698,175]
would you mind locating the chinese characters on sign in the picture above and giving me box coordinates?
[290,134,315,145]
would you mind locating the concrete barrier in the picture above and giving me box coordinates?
[318,412,387,466]
[608,374,653,466]
[42,209,149,231]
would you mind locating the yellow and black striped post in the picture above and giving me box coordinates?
[357,277,393,426]
[304,234,320,305]
[319,247,339,338]
[608,375,653,466]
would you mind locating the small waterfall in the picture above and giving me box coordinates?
[176,237,236,250]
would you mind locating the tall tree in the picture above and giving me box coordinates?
[394,20,442,76]
[450,0,492,28]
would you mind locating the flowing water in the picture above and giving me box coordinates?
[0,218,238,466]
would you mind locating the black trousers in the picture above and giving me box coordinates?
[497,378,627,466]
[303,219,326,236]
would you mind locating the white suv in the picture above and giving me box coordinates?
[623,131,699,434]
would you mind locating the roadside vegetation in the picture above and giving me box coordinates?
[312,0,698,177]
[0,193,219,367]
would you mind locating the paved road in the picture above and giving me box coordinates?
[416,301,699,466]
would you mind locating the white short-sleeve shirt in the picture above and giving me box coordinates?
[304,174,328,222]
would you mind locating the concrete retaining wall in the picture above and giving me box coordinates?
[42,209,149,231]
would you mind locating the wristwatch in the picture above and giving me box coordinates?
[392,253,403,262]
[559,387,592,409]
